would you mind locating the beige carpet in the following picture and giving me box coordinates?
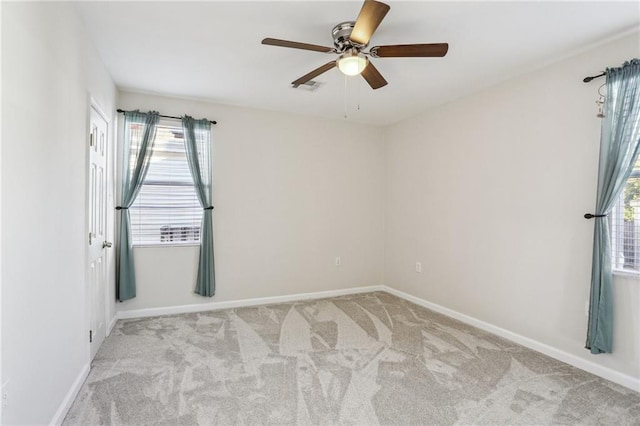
[63,292,640,425]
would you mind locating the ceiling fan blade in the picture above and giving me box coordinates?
[292,61,337,87]
[370,43,449,58]
[361,60,387,90]
[350,0,390,46]
[262,38,334,53]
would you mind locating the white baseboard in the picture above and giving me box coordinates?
[50,363,90,426]
[117,285,385,320]
[382,285,640,392]
[107,313,118,336]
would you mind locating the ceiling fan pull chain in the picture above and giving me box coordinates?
[344,74,348,119]
[357,75,361,111]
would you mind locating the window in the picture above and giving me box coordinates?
[611,157,640,272]
[128,121,201,246]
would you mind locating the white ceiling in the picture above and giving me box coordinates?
[77,1,640,126]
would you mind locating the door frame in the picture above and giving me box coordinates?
[85,97,115,361]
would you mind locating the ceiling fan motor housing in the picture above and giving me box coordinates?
[332,21,367,52]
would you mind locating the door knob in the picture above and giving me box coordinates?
[103,241,113,249]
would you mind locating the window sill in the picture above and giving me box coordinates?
[133,243,200,249]
[612,268,640,279]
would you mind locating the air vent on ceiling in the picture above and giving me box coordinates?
[293,80,324,91]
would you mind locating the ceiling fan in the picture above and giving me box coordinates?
[261,0,449,90]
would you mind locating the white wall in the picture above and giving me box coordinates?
[1,2,116,424]
[116,92,386,312]
[384,33,640,381]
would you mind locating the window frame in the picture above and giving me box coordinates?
[127,118,203,248]
[611,168,640,276]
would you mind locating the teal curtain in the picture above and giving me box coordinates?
[117,111,159,301]
[182,116,215,297]
[587,59,640,354]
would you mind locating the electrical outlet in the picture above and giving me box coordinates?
[335,257,341,267]
[416,262,422,273]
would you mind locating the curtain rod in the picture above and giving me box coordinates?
[116,109,217,125]
[583,72,606,83]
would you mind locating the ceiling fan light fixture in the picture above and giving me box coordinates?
[337,52,368,76]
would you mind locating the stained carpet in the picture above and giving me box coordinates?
[63,292,640,425]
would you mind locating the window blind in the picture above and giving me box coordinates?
[129,123,202,246]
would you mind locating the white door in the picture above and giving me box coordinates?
[88,105,110,360]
